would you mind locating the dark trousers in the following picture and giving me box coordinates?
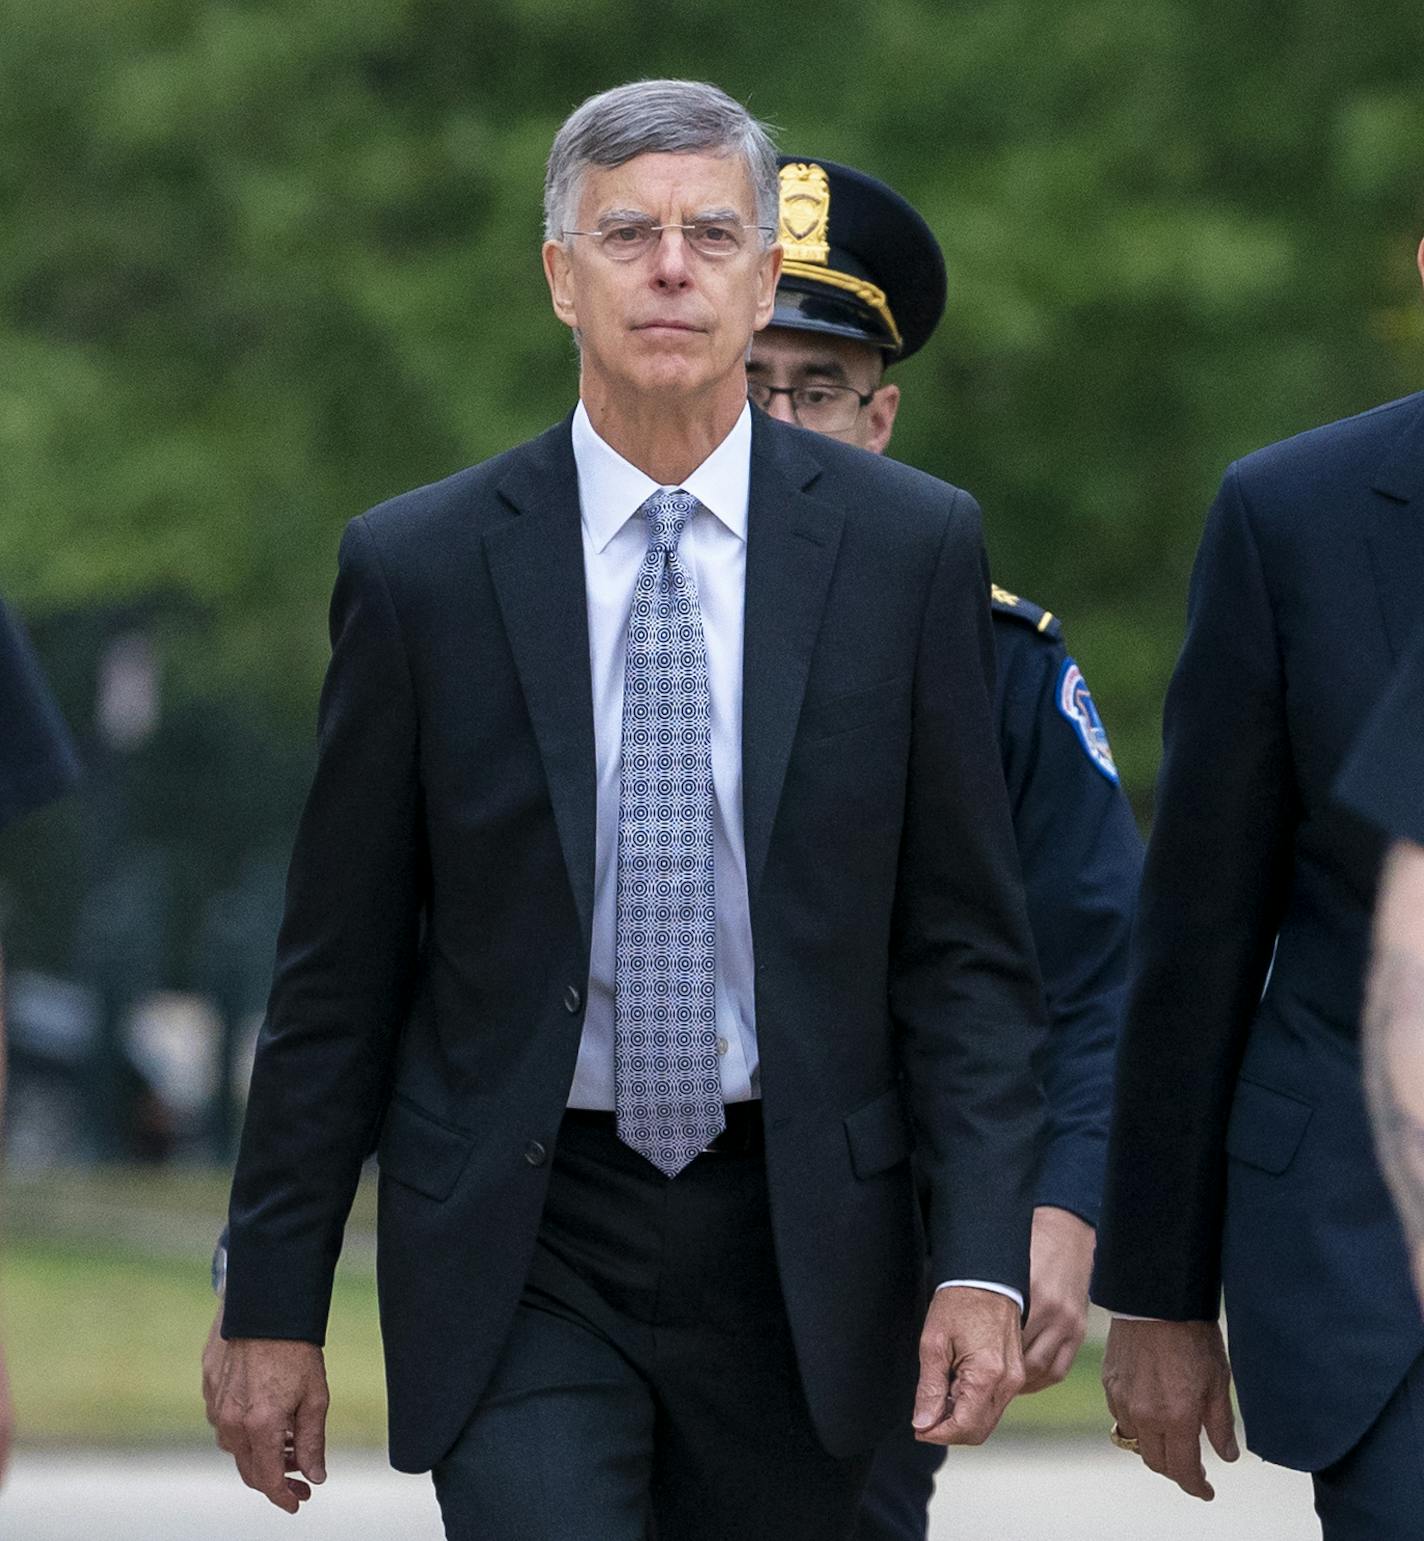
[432,1108,870,1541]
[1313,1350,1424,1540]
[856,1419,942,1541]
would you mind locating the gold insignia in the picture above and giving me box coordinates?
[776,160,903,351]
[778,162,831,266]
[991,582,1057,634]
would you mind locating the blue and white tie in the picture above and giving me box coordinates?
[614,489,724,1177]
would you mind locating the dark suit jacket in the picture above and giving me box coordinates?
[224,409,1046,1473]
[1336,624,1424,844]
[1093,392,1424,1470]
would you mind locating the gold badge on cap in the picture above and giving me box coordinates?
[778,162,831,266]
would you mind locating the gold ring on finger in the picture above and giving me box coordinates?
[1109,1422,1142,1455]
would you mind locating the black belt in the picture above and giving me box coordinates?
[561,1100,764,1155]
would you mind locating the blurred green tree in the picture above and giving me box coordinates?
[1,0,1422,824]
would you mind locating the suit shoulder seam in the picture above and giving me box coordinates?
[347,515,420,708]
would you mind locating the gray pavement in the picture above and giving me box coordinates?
[0,1443,1318,1539]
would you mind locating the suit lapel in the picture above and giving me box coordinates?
[742,414,844,898]
[484,418,597,947]
[1366,395,1424,662]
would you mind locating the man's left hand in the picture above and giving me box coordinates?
[1020,1205,1095,1392]
[912,1286,1024,1445]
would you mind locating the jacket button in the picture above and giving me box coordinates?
[563,984,583,1014]
[524,1140,547,1167]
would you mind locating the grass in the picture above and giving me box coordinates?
[2,1167,388,1447]
[0,1170,1109,1447]
[1000,1343,1105,1436]
[3,1236,391,1448]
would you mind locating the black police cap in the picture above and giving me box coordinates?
[772,156,946,362]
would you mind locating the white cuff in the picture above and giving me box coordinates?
[934,1279,1025,1313]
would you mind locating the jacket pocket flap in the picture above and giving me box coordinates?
[844,1086,913,1179]
[378,1096,474,1201]
[1224,1079,1312,1175]
[798,675,911,744]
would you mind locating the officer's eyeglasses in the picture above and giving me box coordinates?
[747,382,877,433]
[562,217,773,261]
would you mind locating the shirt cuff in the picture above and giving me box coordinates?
[934,1279,1025,1313]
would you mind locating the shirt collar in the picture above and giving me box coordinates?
[572,400,751,554]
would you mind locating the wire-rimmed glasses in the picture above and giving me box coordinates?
[562,216,773,261]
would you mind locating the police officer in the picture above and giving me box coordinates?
[0,594,79,1482]
[748,157,1143,1541]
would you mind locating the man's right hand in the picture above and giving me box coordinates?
[1101,1318,1238,1500]
[214,1338,330,1514]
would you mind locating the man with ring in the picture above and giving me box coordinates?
[1093,241,1424,1536]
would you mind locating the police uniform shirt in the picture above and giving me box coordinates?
[0,596,78,832]
[990,588,1143,1226]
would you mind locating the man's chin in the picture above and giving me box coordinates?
[625,356,720,399]
[586,341,745,406]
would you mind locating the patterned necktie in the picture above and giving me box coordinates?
[614,488,724,1176]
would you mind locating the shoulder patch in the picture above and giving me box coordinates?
[990,583,1062,640]
[1055,657,1120,782]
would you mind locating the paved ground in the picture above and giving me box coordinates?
[0,1442,1317,1539]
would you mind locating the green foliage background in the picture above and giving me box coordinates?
[3,0,1424,925]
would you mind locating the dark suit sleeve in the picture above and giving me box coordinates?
[224,517,425,1343]
[0,597,78,831]
[1335,628,1424,845]
[997,635,1141,1227]
[1092,464,1296,1319]
[892,494,1049,1299]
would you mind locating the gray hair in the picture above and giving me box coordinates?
[544,79,779,245]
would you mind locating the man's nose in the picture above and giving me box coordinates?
[762,389,797,425]
[650,227,693,289]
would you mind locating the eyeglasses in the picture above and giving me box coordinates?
[562,217,773,261]
[747,382,876,433]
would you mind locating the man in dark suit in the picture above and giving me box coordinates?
[0,594,80,1482]
[748,156,1142,1541]
[1338,631,1424,1309]
[213,80,1047,1540]
[1092,243,1424,1537]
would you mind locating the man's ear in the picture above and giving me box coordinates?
[1416,235,1424,292]
[864,381,901,455]
[543,239,578,329]
[751,243,784,331]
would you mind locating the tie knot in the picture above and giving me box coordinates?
[640,489,697,554]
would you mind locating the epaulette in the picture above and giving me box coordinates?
[989,583,1062,640]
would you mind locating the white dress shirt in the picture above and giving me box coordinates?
[563,400,1021,1314]
[568,399,759,1110]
